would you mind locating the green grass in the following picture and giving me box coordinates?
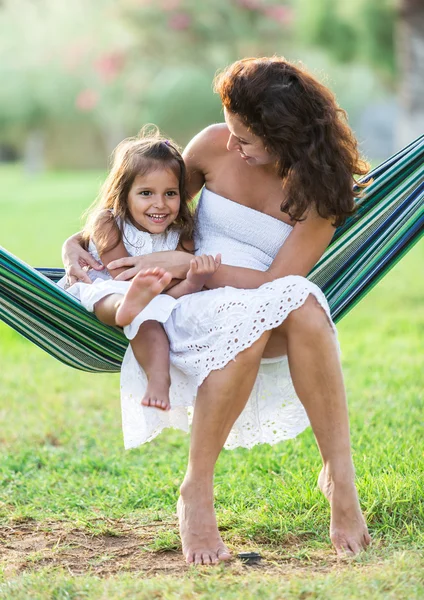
[0,164,423,598]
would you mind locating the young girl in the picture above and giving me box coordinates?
[59,128,220,411]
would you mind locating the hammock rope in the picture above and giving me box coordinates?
[1,135,423,373]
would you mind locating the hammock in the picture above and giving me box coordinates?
[1,136,423,373]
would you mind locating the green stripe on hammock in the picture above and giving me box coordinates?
[1,136,423,373]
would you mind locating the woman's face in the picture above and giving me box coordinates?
[224,108,275,166]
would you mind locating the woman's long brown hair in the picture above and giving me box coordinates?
[82,126,194,254]
[214,57,370,226]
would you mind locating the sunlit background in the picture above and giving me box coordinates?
[0,4,423,595]
[0,0,422,172]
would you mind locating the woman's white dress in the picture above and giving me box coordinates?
[119,189,337,450]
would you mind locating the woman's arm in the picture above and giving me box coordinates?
[205,213,335,289]
[62,232,104,285]
[63,234,192,284]
[183,127,215,198]
[108,215,334,287]
[107,250,192,281]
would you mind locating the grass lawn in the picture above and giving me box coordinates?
[0,164,423,599]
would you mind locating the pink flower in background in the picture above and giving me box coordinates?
[75,89,99,112]
[234,0,263,10]
[94,52,126,83]
[168,12,191,30]
[262,5,293,24]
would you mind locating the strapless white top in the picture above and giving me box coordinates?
[194,188,293,271]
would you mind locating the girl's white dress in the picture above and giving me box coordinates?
[58,222,181,336]
[116,189,337,451]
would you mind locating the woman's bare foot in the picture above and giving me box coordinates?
[177,481,231,565]
[141,377,171,411]
[115,268,172,327]
[318,467,371,556]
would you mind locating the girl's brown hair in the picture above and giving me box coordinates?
[82,126,194,253]
[214,57,370,226]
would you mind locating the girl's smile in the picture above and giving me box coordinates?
[146,213,169,224]
[128,168,181,233]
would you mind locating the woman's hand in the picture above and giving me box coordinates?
[62,233,104,285]
[107,251,192,281]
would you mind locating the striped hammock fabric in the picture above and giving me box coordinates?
[1,136,423,373]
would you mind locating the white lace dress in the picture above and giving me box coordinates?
[121,189,337,450]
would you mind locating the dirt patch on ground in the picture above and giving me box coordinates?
[0,518,345,578]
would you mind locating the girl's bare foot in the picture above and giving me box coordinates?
[141,377,171,411]
[115,268,172,327]
[318,467,371,556]
[177,480,232,565]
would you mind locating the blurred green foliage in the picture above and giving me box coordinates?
[295,0,395,78]
[0,0,396,167]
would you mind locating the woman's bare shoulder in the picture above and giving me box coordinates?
[184,123,229,164]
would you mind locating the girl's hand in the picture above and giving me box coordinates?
[107,251,193,281]
[165,254,221,299]
[186,254,221,289]
[62,234,104,285]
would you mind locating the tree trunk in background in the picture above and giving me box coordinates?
[23,130,45,175]
[396,0,424,148]
[101,121,126,158]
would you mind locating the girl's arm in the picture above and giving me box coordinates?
[91,211,131,280]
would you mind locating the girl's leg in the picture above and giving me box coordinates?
[94,293,124,326]
[130,321,171,410]
[93,269,174,410]
[178,334,271,565]
[115,269,172,327]
[95,294,171,409]
[93,268,172,327]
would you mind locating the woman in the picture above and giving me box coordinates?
[63,57,371,564]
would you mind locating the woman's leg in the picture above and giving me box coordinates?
[179,294,370,563]
[178,334,272,565]
[279,295,371,555]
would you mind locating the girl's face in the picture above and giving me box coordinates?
[224,108,275,166]
[127,167,181,233]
